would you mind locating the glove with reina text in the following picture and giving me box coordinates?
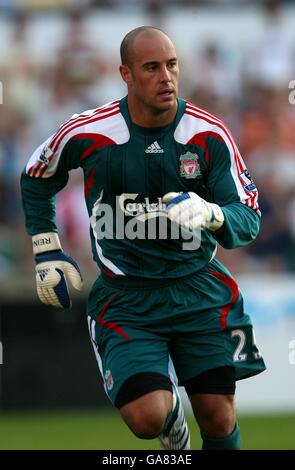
[163,192,225,233]
[32,232,83,309]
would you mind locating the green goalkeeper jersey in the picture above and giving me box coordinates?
[21,96,260,279]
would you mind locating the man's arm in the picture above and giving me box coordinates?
[164,126,260,249]
[20,135,83,235]
[212,202,260,249]
[20,134,83,308]
[204,129,260,249]
[21,170,67,236]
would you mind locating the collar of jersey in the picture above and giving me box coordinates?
[119,96,186,135]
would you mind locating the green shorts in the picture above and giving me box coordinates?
[87,258,266,406]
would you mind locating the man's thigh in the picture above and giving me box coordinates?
[170,302,265,385]
[87,284,171,406]
[170,259,266,383]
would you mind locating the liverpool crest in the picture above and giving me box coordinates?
[179,152,201,179]
[104,369,114,391]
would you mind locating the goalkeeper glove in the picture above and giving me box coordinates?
[163,192,224,232]
[32,232,83,309]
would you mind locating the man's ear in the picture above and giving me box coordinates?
[119,64,132,85]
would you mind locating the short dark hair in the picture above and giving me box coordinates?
[120,26,168,68]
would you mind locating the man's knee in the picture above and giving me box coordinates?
[185,366,237,438]
[119,389,173,439]
[199,401,236,437]
[190,393,236,438]
[115,372,173,439]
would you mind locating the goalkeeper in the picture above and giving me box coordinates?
[21,26,266,450]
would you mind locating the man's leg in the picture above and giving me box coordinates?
[117,373,190,449]
[185,366,241,450]
[119,389,172,438]
[190,393,241,450]
[87,283,191,449]
[157,383,191,450]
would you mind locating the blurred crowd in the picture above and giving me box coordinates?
[1,0,295,282]
[1,1,295,12]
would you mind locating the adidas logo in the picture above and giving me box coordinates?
[38,268,50,281]
[145,141,164,154]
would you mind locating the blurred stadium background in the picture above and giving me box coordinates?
[1,0,295,450]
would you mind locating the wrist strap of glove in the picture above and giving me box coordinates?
[32,232,62,255]
[205,202,224,231]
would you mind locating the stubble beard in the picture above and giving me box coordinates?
[143,94,177,118]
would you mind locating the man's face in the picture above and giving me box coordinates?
[121,32,179,114]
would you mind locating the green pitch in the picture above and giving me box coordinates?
[0,409,294,450]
